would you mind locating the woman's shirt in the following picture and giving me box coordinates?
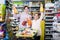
[13,12,31,28]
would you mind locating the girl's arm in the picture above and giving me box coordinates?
[38,12,44,21]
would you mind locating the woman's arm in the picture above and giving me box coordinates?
[13,13,20,20]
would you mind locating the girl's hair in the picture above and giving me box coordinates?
[34,12,40,16]
[33,12,41,19]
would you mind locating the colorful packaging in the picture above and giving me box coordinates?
[27,20,32,27]
[0,4,6,22]
[56,13,60,20]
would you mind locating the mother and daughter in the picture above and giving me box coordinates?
[13,4,44,40]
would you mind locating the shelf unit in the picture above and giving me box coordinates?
[45,10,54,40]
[12,0,44,14]
[12,0,43,2]
[0,0,9,40]
[53,0,60,40]
[45,2,55,40]
[6,0,12,30]
[6,0,13,40]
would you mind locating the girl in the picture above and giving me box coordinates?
[32,12,43,40]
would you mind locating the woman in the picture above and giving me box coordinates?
[13,6,31,28]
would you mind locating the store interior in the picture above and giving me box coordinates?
[0,0,60,40]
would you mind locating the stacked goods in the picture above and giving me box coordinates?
[56,13,60,20]
[10,18,19,33]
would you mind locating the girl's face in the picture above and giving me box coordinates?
[34,14,39,20]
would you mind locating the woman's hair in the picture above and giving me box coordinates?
[24,6,29,9]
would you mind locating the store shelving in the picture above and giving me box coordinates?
[12,0,43,2]
[6,0,13,40]
[46,26,53,28]
[45,19,54,21]
[45,1,55,40]
[52,0,60,40]
[45,13,54,40]
[0,0,10,40]
[45,16,54,18]
[12,1,41,14]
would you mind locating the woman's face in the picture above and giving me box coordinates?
[24,7,29,13]
[34,14,39,20]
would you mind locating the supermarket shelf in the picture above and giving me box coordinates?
[45,38,53,39]
[45,16,54,17]
[45,12,53,14]
[45,19,53,21]
[45,33,53,35]
[46,30,53,32]
[45,12,56,14]
[45,9,54,11]
[52,11,57,13]
[16,6,40,8]
[45,2,54,40]
[16,6,23,8]
[45,22,53,24]
[46,26,53,27]
[45,33,52,35]
[29,6,40,7]
[46,29,53,31]
[12,0,44,1]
